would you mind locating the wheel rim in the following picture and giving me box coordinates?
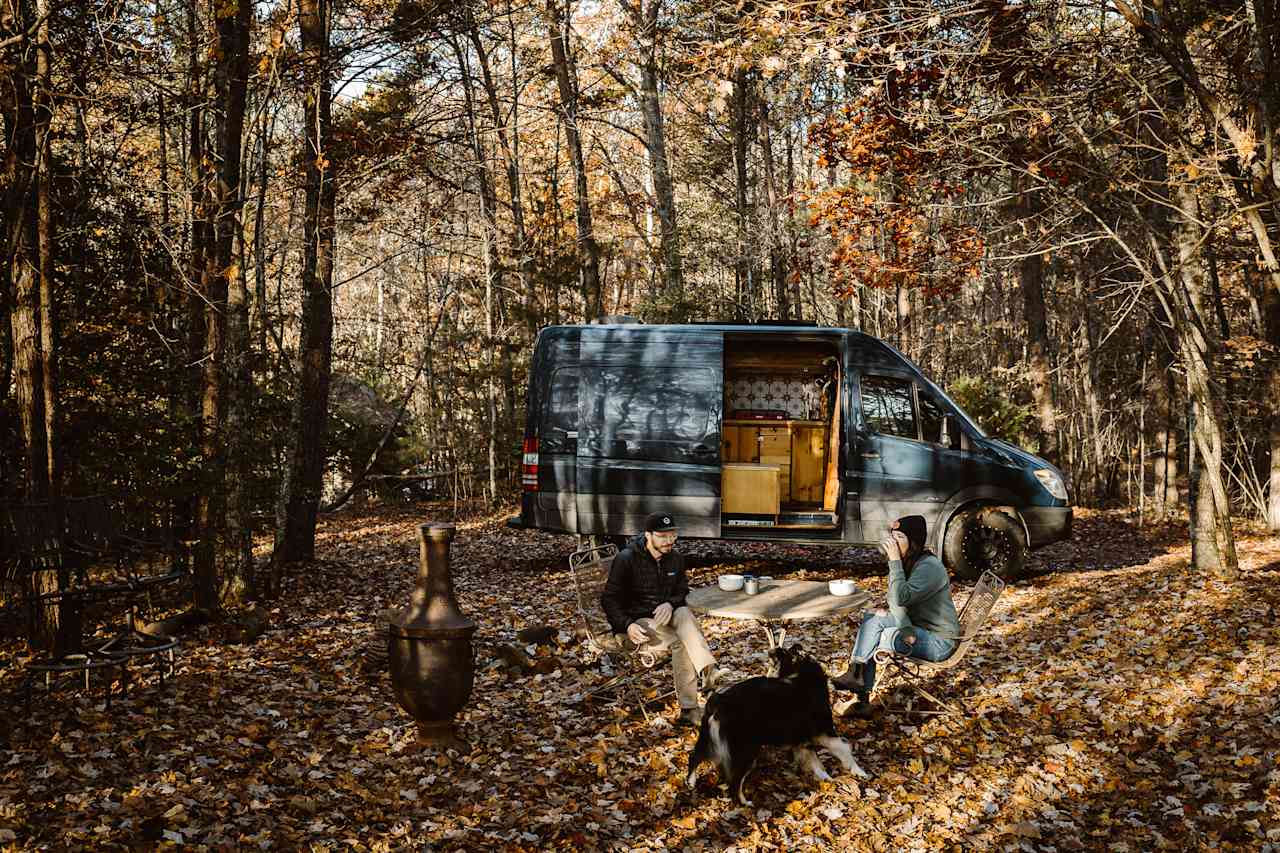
[962,524,1016,576]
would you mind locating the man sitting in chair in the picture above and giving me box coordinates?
[601,511,724,728]
[831,514,960,717]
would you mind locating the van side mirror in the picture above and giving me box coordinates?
[942,414,957,450]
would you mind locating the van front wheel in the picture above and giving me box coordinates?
[943,509,1027,582]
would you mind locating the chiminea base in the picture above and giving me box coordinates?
[414,720,470,753]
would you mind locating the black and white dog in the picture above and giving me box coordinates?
[685,644,868,806]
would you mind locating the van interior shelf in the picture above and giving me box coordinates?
[723,418,826,427]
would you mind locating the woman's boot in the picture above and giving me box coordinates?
[830,661,866,692]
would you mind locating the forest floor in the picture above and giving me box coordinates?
[2,505,1279,851]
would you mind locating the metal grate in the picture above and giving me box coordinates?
[957,570,1007,640]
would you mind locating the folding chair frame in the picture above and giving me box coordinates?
[565,543,675,722]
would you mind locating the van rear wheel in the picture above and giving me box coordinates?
[943,509,1027,582]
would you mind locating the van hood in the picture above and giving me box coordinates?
[983,437,1060,474]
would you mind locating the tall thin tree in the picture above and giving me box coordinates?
[191,0,251,610]
[545,0,602,320]
[273,0,335,586]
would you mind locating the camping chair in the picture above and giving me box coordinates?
[564,543,673,722]
[841,570,1007,717]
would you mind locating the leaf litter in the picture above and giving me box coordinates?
[1,506,1278,851]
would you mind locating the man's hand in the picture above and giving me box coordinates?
[627,622,649,645]
[880,532,902,564]
[652,602,673,626]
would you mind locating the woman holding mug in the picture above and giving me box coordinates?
[831,515,960,717]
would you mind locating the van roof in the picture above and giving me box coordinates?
[542,322,869,337]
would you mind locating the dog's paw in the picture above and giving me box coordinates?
[684,770,698,788]
[846,761,870,780]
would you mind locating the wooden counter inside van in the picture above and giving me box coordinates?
[722,420,828,506]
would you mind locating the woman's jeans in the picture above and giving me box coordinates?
[848,611,955,702]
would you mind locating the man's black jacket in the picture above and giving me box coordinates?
[601,534,690,634]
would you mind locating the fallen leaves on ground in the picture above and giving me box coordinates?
[1,506,1278,851]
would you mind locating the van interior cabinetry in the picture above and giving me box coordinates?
[721,419,827,511]
[791,426,826,504]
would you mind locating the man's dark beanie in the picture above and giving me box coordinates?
[892,515,928,553]
[644,511,677,533]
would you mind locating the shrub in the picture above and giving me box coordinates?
[946,375,1036,447]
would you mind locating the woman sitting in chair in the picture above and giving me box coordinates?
[831,515,960,717]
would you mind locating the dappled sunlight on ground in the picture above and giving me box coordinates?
[1,506,1277,849]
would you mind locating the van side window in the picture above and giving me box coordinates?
[580,366,716,462]
[542,368,579,452]
[860,375,917,439]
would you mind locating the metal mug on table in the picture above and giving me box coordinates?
[744,576,760,595]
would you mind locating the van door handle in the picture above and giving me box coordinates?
[861,451,880,459]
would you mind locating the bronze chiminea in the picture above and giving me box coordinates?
[388,522,476,751]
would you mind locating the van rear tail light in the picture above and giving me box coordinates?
[522,437,539,491]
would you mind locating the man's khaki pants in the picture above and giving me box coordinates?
[632,606,715,711]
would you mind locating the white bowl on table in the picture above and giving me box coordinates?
[718,574,745,591]
[828,579,856,597]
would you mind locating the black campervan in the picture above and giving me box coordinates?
[514,322,1071,579]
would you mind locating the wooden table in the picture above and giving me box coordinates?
[687,579,873,649]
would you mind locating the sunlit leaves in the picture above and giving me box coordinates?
[2,507,1278,848]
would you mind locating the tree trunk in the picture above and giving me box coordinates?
[1266,282,1280,530]
[758,92,786,320]
[1019,184,1059,467]
[731,69,752,319]
[1,7,57,647]
[502,5,539,337]
[1,270,10,405]
[461,24,519,497]
[631,0,683,300]
[2,17,48,502]
[784,122,803,320]
[217,0,253,602]
[1187,396,1220,568]
[545,0,602,320]
[176,0,208,559]
[34,0,58,496]
[452,34,505,502]
[1071,260,1104,502]
[191,0,250,611]
[1147,175,1239,578]
[253,96,273,369]
[1148,329,1180,519]
[272,0,335,586]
